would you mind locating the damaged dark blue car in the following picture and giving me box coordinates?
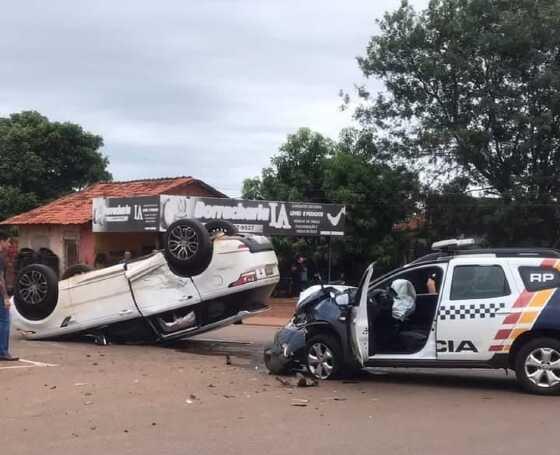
[264,284,359,379]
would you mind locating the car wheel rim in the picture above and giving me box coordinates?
[168,225,199,260]
[525,347,560,388]
[307,342,335,379]
[18,270,48,305]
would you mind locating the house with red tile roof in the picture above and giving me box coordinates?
[1,177,226,273]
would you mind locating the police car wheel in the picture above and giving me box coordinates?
[306,334,342,380]
[515,337,560,395]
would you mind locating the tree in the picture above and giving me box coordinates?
[0,111,112,220]
[354,0,560,203]
[243,128,420,281]
[421,177,560,248]
[244,128,335,203]
[324,140,419,274]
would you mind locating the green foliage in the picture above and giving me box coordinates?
[325,146,418,273]
[355,0,560,202]
[245,128,335,203]
[0,186,38,223]
[422,178,560,247]
[0,111,112,220]
[243,128,420,282]
[241,177,264,200]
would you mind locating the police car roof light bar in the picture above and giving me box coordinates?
[431,238,477,251]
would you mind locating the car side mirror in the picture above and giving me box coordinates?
[335,293,350,306]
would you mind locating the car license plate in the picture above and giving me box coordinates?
[265,265,274,276]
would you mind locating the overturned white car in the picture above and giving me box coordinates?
[12,219,279,343]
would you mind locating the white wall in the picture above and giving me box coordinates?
[17,225,81,271]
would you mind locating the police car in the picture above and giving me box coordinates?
[264,239,560,395]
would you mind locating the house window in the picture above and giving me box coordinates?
[64,239,79,268]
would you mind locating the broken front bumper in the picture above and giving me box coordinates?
[264,324,307,373]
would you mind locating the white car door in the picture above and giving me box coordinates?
[436,257,518,361]
[125,253,201,317]
[67,263,140,328]
[350,264,374,366]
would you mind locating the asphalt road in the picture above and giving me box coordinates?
[1,324,557,455]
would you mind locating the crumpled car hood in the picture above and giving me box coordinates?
[297,285,354,307]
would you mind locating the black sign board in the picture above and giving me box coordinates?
[93,195,345,237]
[160,196,345,237]
[92,196,160,232]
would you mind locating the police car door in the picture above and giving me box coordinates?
[436,257,517,360]
[351,264,374,366]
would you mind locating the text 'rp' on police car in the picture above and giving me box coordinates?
[265,239,560,395]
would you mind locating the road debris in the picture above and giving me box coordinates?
[275,376,292,387]
[296,372,319,388]
[291,399,309,407]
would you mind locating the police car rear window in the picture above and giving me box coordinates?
[450,265,510,300]
[519,266,560,292]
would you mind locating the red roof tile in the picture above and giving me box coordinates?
[2,177,225,226]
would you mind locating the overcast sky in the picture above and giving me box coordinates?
[0,0,427,196]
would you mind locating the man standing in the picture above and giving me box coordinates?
[291,255,309,296]
[0,232,18,361]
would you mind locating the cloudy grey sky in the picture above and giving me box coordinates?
[1,0,427,196]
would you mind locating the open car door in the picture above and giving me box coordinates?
[350,263,375,366]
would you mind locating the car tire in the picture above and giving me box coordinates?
[205,220,238,236]
[305,334,343,380]
[14,264,59,321]
[61,264,93,280]
[164,219,213,276]
[514,337,560,395]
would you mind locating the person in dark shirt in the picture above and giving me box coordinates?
[291,255,309,296]
[0,232,18,361]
